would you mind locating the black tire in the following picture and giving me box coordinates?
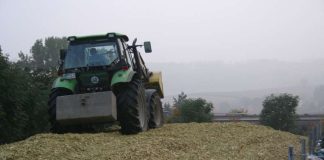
[48,88,72,133]
[148,92,164,129]
[116,78,148,134]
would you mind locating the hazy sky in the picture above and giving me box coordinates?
[0,0,324,63]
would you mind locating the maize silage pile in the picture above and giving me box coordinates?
[0,122,304,160]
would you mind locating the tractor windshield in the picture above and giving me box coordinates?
[63,42,119,69]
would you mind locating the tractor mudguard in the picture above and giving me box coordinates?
[147,72,164,98]
[111,69,136,86]
[51,77,77,92]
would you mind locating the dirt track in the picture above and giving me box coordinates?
[0,122,303,160]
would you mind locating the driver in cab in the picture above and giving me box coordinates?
[88,48,106,65]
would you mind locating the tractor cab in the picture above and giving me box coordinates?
[58,33,133,93]
[64,42,119,69]
[60,33,130,72]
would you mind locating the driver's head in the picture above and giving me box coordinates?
[90,48,97,56]
[107,49,116,59]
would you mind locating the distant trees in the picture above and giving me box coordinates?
[167,92,214,123]
[173,91,187,108]
[28,37,67,71]
[260,93,299,132]
[0,45,48,143]
[0,37,67,144]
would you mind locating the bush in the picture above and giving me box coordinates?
[179,98,214,122]
[168,92,214,123]
[260,93,299,132]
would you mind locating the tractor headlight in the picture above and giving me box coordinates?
[62,73,76,79]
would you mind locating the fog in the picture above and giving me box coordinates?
[1,0,324,62]
[148,59,324,95]
[1,0,324,113]
[148,60,324,113]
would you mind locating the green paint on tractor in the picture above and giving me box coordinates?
[52,77,77,92]
[111,69,136,86]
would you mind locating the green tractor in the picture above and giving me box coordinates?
[48,33,164,134]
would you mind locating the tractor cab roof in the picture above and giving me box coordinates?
[67,32,129,42]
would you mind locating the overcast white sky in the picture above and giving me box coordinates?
[0,0,324,63]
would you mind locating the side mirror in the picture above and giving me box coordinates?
[60,49,67,60]
[144,41,152,53]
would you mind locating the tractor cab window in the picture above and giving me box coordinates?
[64,42,119,69]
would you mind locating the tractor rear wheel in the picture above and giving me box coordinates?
[148,92,164,128]
[116,78,148,134]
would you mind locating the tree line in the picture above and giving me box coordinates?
[0,37,67,144]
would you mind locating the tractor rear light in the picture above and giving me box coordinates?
[121,66,129,71]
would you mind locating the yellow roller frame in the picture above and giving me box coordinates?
[147,71,164,98]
